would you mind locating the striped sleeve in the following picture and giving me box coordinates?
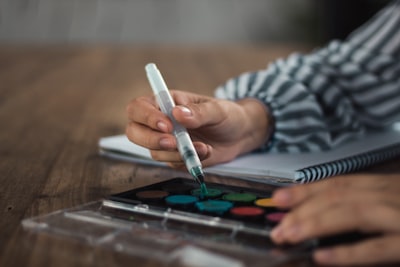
[215,0,400,153]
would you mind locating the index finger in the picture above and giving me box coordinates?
[126,95,173,133]
[271,174,384,208]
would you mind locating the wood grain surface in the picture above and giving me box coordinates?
[0,44,398,267]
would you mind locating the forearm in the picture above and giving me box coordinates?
[215,1,400,153]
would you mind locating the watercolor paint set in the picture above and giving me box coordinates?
[101,178,316,262]
[22,177,317,266]
[106,177,289,232]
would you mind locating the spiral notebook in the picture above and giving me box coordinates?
[99,126,400,183]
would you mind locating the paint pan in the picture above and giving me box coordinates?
[222,193,257,205]
[191,188,223,199]
[254,197,280,213]
[195,200,233,215]
[265,212,286,226]
[165,195,198,209]
[229,206,265,222]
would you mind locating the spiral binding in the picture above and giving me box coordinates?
[296,143,400,183]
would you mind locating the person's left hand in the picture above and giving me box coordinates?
[270,174,400,266]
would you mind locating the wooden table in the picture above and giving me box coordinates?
[1,44,399,267]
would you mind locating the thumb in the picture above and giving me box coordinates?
[172,102,226,129]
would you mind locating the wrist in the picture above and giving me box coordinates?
[236,98,274,154]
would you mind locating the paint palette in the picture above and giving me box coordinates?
[22,177,374,266]
[102,177,316,258]
[22,178,317,266]
[107,177,287,229]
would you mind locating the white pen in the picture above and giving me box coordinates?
[145,63,208,193]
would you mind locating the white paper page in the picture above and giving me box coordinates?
[99,128,400,180]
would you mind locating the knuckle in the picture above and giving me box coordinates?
[125,123,136,140]
[126,98,140,114]
[127,124,160,150]
[352,202,370,222]
[150,150,159,160]
[126,101,133,114]
[125,125,131,139]
[325,188,344,204]
[290,186,308,201]
[142,134,158,149]
[331,176,351,188]
[145,114,159,129]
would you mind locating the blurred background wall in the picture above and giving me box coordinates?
[0,0,390,45]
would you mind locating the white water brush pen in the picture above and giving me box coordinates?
[145,63,208,194]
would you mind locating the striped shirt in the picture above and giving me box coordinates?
[215,1,400,153]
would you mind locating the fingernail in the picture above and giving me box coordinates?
[270,226,283,241]
[176,105,192,116]
[272,190,291,205]
[159,138,174,149]
[157,121,168,132]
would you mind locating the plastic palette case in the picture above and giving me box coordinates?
[107,177,291,231]
[22,177,317,267]
[102,178,316,262]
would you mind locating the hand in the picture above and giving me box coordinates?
[126,90,272,168]
[270,174,400,266]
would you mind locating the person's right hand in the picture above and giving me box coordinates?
[126,90,273,169]
[271,174,400,266]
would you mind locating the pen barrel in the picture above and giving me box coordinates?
[155,90,175,116]
[145,63,203,178]
[155,91,201,172]
[175,131,202,172]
